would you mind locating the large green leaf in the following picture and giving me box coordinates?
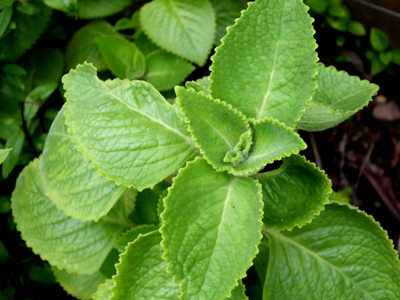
[0,0,52,62]
[11,159,126,275]
[78,0,135,19]
[298,63,379,131]
[63,63,196,190]
[111,231,180,300]
[65,21,119,71]
[40,107,127,222]
[209,0,317,127]
[255,154,332,230]
[52,267,106,300]
[140,0,215,66]
[144,50,195,91]
[263,202,400,299]
[161,157,263,300]
[97,36,146,80]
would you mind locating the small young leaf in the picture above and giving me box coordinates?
[97,36,146,80]
[93,279,114,300]
[144,50,195,91]
[161,157,263,300]
[11,159,126,275]
[370,56,387,75]
[65,20,119,71]
[255,154,332,230]
[52,267,106,300]
[328,4,349,18]
[24,83,58,121]
[2,129,24,179]
[135,31,160,56]
[40,107,127,222]
[393,49,400,65]
[326,16,348,31]
[114,18,137,31]
[0,0,52,62]
[306,0,329,14]
[16,1,40,15]
[0,7,13,39]
[140,0,215,66]
[225,281,248,300]
[210,0,318,127]
[298,63,379,131]
[77,0,135,19]
[348,20,366,36]
[0,149,12,165]
[43,0,78,14]
[370,27,390,51]
[111,231,180,300]
[379,51,393,66]
[263,202,400,299]
[114,224,158,253]
[63,63,196,190]
[1,64,26,76]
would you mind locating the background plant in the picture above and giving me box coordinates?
[1,0,400,299]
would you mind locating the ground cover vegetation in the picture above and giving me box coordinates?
[1,0,399,299]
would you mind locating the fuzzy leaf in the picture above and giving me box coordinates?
[210,0,317,127]
[93,279,114,300]
[65,21,119,71]
[144,50,195,91]
[52,267,106,300]
[140,0,215,66]
[0,148,12,165]
[97,36,146,79]
[225,281,248,300]
[11,159,126,274]
[298,63,379,131]
[77,0,135,19]
[114,224,158,253]
[111,231,180,300]
[63,63,196,190]
[161,157,263,300]
[0,0,52,62]
[255,154,331,230]
[264,202,400,299]
[40,107,126,222]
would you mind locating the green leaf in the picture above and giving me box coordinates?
[11,159,126,274]
[306,0,329,14]
[111,231,180,300]
[161,157,263,300]
[326,16,348,31]
[185,77,211,96]
[210,0,317,127]
[1,64,26,76]
[52,267,106,300]
[0,148,12,165]
[225,281,248,300]
[255,155,332,230]
[43,0,78,14]
[0,0,15,10]
[114,224,158,253]
[210,0,247,45]
[379,51,393,65]
[371,56,387,75]
[328,4,349,18]
[0,7,13,39]
[392,49,400,65]
[370,27,390,51]
[114,18,137,31]
[140,0,215,66]
[298,63,379,131]
[144,50,195,91]
[0,195,11,213]
[134,31,160,56]
[348,20,366,36]
[263,202,400,299]
[253,238,270,286]
[65,20,119,71]
[16,1,40,15]
[24,83,58,121]
[40,107,127,222]
[97,36,146,80]
[63,63,196,190]
[77,0,135,19]
[0,240,9,264]
[93,279,114,300]
[330,186,352,203]
[0,0,52,62]
[2,129,24,179]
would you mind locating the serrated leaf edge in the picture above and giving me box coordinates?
[159,156,264,300]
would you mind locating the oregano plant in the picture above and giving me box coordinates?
[9,0,400,299]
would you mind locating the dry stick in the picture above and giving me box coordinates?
[355,139,375,193]
[338,133,348,187]
[309,132,322,169]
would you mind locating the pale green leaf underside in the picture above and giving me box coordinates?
[145,50,195,91]
[298,63,379,131]
[93,279,114,300]
[161,157,263,300]
[63,63,196,190]
[65,21,119,71]
[210,0,317,127]
[52,267,106,300]
[140,0,215,66]
[0,148,11,165]
[11,159,126,275]
[111,231,180,300]
[256,154,332,230]
[78,0,134,19]
[114,224,158,253]
[40,107,126,222]
[264,203,400,299]
[97,36,146,80]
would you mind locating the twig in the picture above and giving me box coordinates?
[309,132,322,169]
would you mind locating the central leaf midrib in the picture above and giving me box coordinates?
[267,230,377,300]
